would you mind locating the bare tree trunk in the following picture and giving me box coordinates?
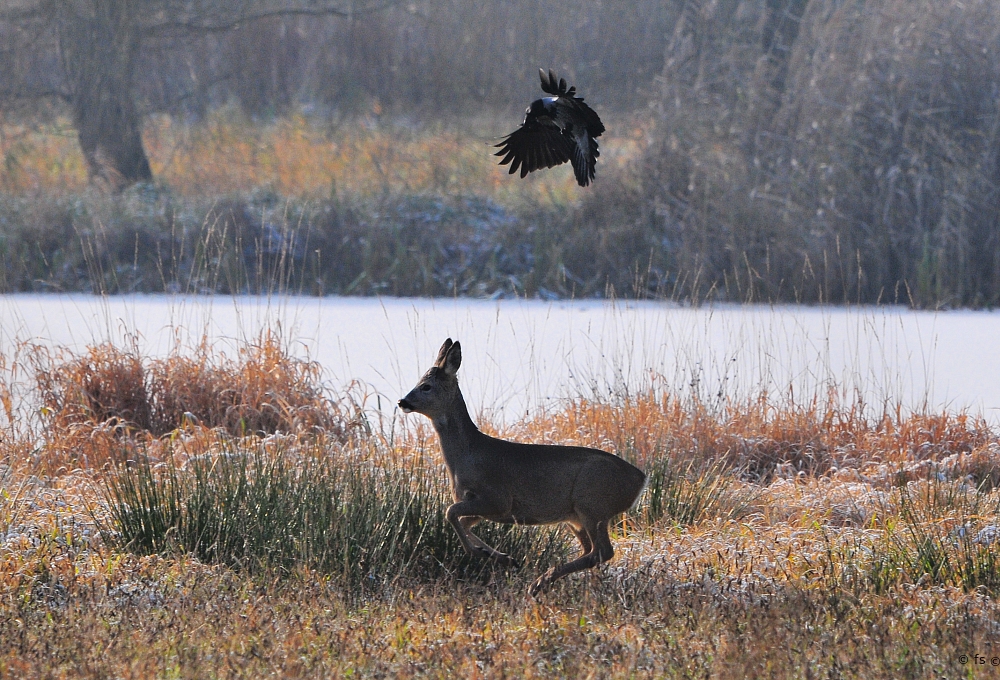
[57,0,151,190]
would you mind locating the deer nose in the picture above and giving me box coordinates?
[398,399,414,413]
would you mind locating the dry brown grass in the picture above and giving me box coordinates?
[0,548,993,678]
[2,338,1000,677]
[500,391,992,484]
[26,332,348,473]
[0,113,644,205]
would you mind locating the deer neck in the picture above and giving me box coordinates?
[431,392,480,465]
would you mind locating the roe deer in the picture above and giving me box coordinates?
[398,338,647,596]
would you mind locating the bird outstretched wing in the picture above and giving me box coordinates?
[569,128,600,187]
[495,119,575,178]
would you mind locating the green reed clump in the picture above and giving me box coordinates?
[99,438,568,588]
[888,482,1000,592]
[863,526,1000,595]
[637,457,756,527]
[845,479,1000,595]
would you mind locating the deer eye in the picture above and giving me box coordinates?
[420,384,432,392]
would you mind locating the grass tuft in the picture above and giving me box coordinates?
[639,457,756,527]
[99,438,568,590]
[28,332,348,472]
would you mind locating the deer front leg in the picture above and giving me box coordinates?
[458,517,491,551]
[446,500,517,567]
[453,516,496,554]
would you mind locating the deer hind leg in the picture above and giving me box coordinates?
[529,518,614,597]
[571,524,594,555]
[446,501,517,567]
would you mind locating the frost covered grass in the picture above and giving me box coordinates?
[2,334,1000,677]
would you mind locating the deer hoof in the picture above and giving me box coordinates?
[493,551,518,568]
[473,545,498,560]
[528,565,562,597]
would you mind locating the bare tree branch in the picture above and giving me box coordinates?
[0,6,47,23]
[140,0,403,36]
[0,0,403,34]
[144,9,348,36]
[0,85,68,102]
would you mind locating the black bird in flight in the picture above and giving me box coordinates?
[495,69,605,187]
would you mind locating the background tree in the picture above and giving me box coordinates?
[0,0,397,190]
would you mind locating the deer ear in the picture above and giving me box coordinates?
[434,338,453,367]
[442,341,462,376]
